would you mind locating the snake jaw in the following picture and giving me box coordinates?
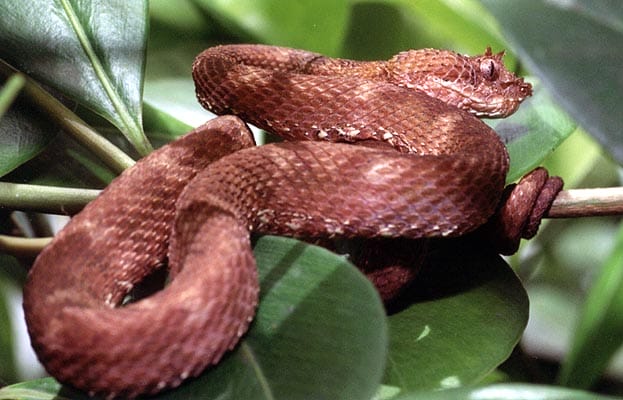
[407,77,528,118]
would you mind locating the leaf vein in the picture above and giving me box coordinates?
[58,0,150,155]
[241,342,276,400]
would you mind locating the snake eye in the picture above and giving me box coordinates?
[480,59,497,80]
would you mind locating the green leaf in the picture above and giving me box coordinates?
[0,379,71,400]
[142,78,208,143]
[393,0,511,56]
[149,0,212,37]
[340,2,437,61]
[488,79,577,182]
[0,73,56,177]
[480,0,623,165]
[558,222,623,388]
[154,236,387,400]
[341,0,509,62]
[385,242,528,391]
[193,0,351,55]
[146,1,213,82]
[0,0,151,155]
[391,383,623,400]
[143,102,193,146]
[0,73,24,118]
[1,236,387,400]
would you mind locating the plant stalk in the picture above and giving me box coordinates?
[0,235,52,260]
[0,185,622,258]
[547,187,623,218]
[0,182,99,215]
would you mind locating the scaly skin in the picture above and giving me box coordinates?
[24,45,536,398]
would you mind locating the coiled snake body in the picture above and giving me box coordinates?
[24,45,541,398]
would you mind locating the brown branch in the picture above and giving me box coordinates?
[547,187,623,218]
[0,235,52,260]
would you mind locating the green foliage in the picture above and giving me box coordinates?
[0,0,621,399]
[393,383,623,400]
[482,0,623,164]
[0,72,54,178]
[0,0,150,156]
[558,224,623,388]
[151,236,387,400]
[482,0,623,392]
[385,248,528,391]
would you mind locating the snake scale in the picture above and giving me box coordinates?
[23,44,555,398]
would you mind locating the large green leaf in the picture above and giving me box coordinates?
[0,379,68,400]
[11,382,621,400]
[341,0,506,62]
[480,0,623,165]
[488,79,576,182]
[193,0,351,55]
[392,0,510,56]
[142,78,207,141]
[154,236,387,400]
[0,236,387,400]
[385,241,529,391]
[0,0,150,155]
[558,222,623,388]
[0,72,56,178]
[391,383,623,400]
[146,0,213,82]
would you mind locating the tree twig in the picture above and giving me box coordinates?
[1,187,621,259]
[547,187,623,218]
[0,235,52,260]
[0,182,99,215]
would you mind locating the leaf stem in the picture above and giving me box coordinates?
[0,182,99,215]
[0,60,135,174]
[0,235,52,260]
[547,187,623,218]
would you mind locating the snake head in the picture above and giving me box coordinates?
[387,47,533,118]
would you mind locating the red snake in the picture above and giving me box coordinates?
[23,45,553,398]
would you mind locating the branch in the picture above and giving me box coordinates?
[547,187,623,218]
[0,235,52,260]
[0,182,99,215]
[1,186,622,259]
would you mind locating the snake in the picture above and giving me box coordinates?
[23,44,541,398]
